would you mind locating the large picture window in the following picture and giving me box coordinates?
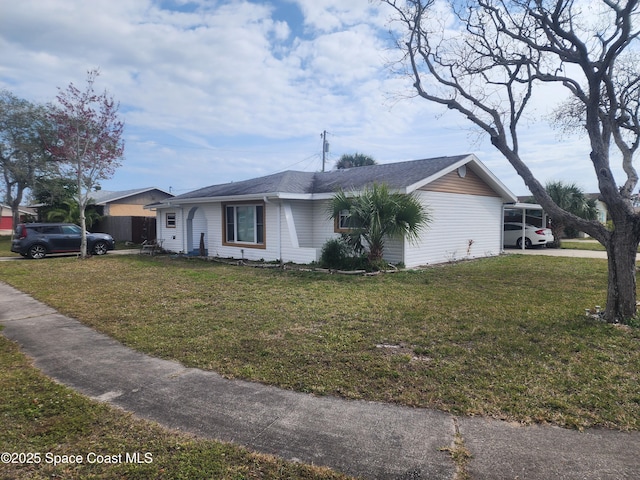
[223,203,265,247]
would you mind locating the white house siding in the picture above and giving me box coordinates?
[186,206,208,254]
[288,201,314,247]
[382,237,404,265]
[157,207,184,253]
[403,191,504,267]
[312,200,338,245]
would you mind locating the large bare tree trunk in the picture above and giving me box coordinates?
[604,226,639,322]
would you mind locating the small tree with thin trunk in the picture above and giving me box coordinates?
[46,69,124,257]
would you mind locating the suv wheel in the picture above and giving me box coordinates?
[93,241,109,256]
[28,244,47,259]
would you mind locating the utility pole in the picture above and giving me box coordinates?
[321,130,330,172]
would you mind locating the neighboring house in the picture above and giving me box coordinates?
[586,193,608,224]
[91,187,174,243]
[0,204,35,235]
[153,155,518,267]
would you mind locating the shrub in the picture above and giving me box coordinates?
[319,238,350,269]
[319,237,367,270]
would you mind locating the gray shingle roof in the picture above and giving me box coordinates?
[173,155,470,200]
[91,187,172,204]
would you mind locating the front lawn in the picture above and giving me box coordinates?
[0,335,350,480]
[0,235,14,256]
[561,240,606,251]
[0,254,638,431]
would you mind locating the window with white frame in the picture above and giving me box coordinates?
[223,203,265,247]
[335,209,354,232]
[338,210,350,230]
[166,212,176,228]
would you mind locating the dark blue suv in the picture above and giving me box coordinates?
[11,223,115,259]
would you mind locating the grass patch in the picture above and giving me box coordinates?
[0,335,351,479]
[561,241,606,251]
[0,254,639,431]
[0,235,16,257]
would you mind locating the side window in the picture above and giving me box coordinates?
[166,213,176,228]
[335,209,354,232]
[42,226,62,234]
[338,210,350,229]
[61,225,81,234]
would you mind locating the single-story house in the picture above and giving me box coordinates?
[153,154,518,267]
[91,187,174,243]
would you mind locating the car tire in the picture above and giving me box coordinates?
[28,244,47,259]
[93,241,109,255]
[516,237,533,249]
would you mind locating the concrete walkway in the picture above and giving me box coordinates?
[1,281,639,479]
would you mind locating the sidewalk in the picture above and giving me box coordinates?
[1,281,638,479]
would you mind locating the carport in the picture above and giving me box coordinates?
[502,202,549,251]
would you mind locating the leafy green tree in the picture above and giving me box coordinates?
[45,199,102,229]
[0,90,52,231]
[31,175,78,208]
[328,183,429,265]
[545,181,598,247]
[335,153,377,169]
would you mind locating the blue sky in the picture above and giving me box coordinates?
[0,0,600,197]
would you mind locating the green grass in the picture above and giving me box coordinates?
[0,235,14,256]
[0,336,350,480]
[561,240,607,251]
[1,254,638,432]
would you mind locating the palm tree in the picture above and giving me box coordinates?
[335,153,377,169]
[328,183,430,264]
[545,181,598,247]
[45,199,102,229]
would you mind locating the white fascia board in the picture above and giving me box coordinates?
[277,193,315,200]
[309,187,404,201]
[506,202,545,210]
[158,193,284,207]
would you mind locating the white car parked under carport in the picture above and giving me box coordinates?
[503,222,554,248]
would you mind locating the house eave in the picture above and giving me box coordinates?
[156,192,294,207]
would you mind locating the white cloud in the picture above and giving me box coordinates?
[0,0,618,197]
